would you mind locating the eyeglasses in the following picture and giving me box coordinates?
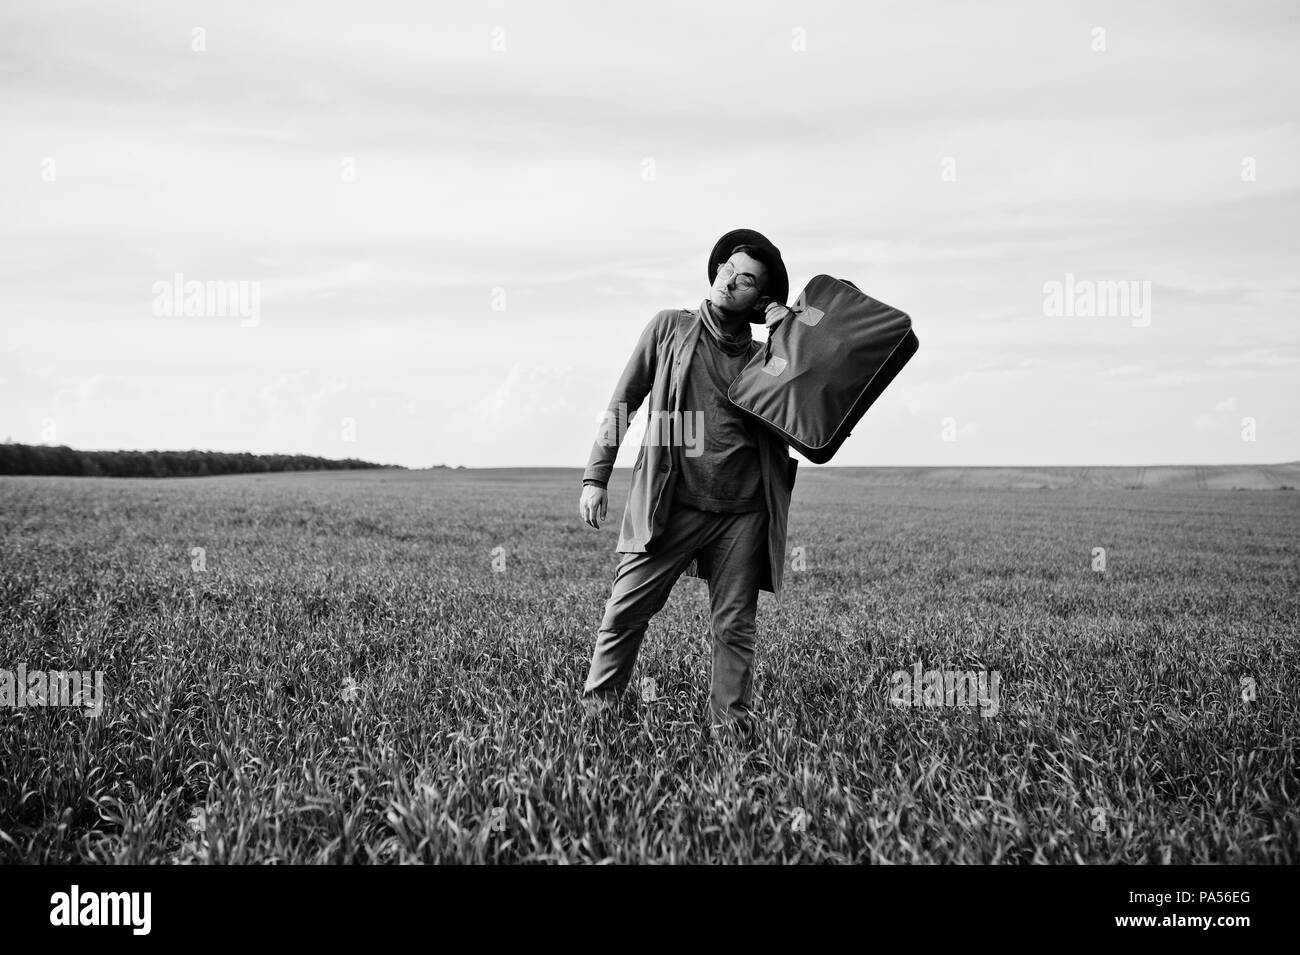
[716,261,759,291]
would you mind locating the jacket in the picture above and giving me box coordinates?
[583,306,799,596]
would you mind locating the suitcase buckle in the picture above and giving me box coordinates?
[792,291,824,327]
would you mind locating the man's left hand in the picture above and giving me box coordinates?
[764,302,794,327]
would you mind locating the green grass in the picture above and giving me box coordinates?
[1,469,1296,863]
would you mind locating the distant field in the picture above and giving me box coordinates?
[474,461,1300,491]
[810,462,1300,491]
[1,468,1297,863]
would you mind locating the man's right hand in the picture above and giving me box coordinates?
[580,485,608,529]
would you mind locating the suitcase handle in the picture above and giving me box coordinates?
[762,275,860,370]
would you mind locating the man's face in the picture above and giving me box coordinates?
[709,251,767,313]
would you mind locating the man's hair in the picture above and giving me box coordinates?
[724,243,773,293]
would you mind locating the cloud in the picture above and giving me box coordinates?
[1206,349,1300,368]
[473,363,582,429]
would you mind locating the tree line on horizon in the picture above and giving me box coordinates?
[0,443,403,478]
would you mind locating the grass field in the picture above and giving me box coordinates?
[1,468,1297,863]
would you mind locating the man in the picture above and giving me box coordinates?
[578,228,800,739]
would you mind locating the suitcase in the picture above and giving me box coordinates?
[727,274,918,464]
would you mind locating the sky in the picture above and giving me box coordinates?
[1,0,1297,468]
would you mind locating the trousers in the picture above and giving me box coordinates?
[582,502,769,728]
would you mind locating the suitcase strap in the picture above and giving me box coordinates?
[764,295,820,368]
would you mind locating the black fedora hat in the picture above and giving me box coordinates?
[708,228,790,323]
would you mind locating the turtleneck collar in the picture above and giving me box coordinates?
[698,297,753,357]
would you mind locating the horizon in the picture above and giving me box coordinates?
[5,440,1298,472]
